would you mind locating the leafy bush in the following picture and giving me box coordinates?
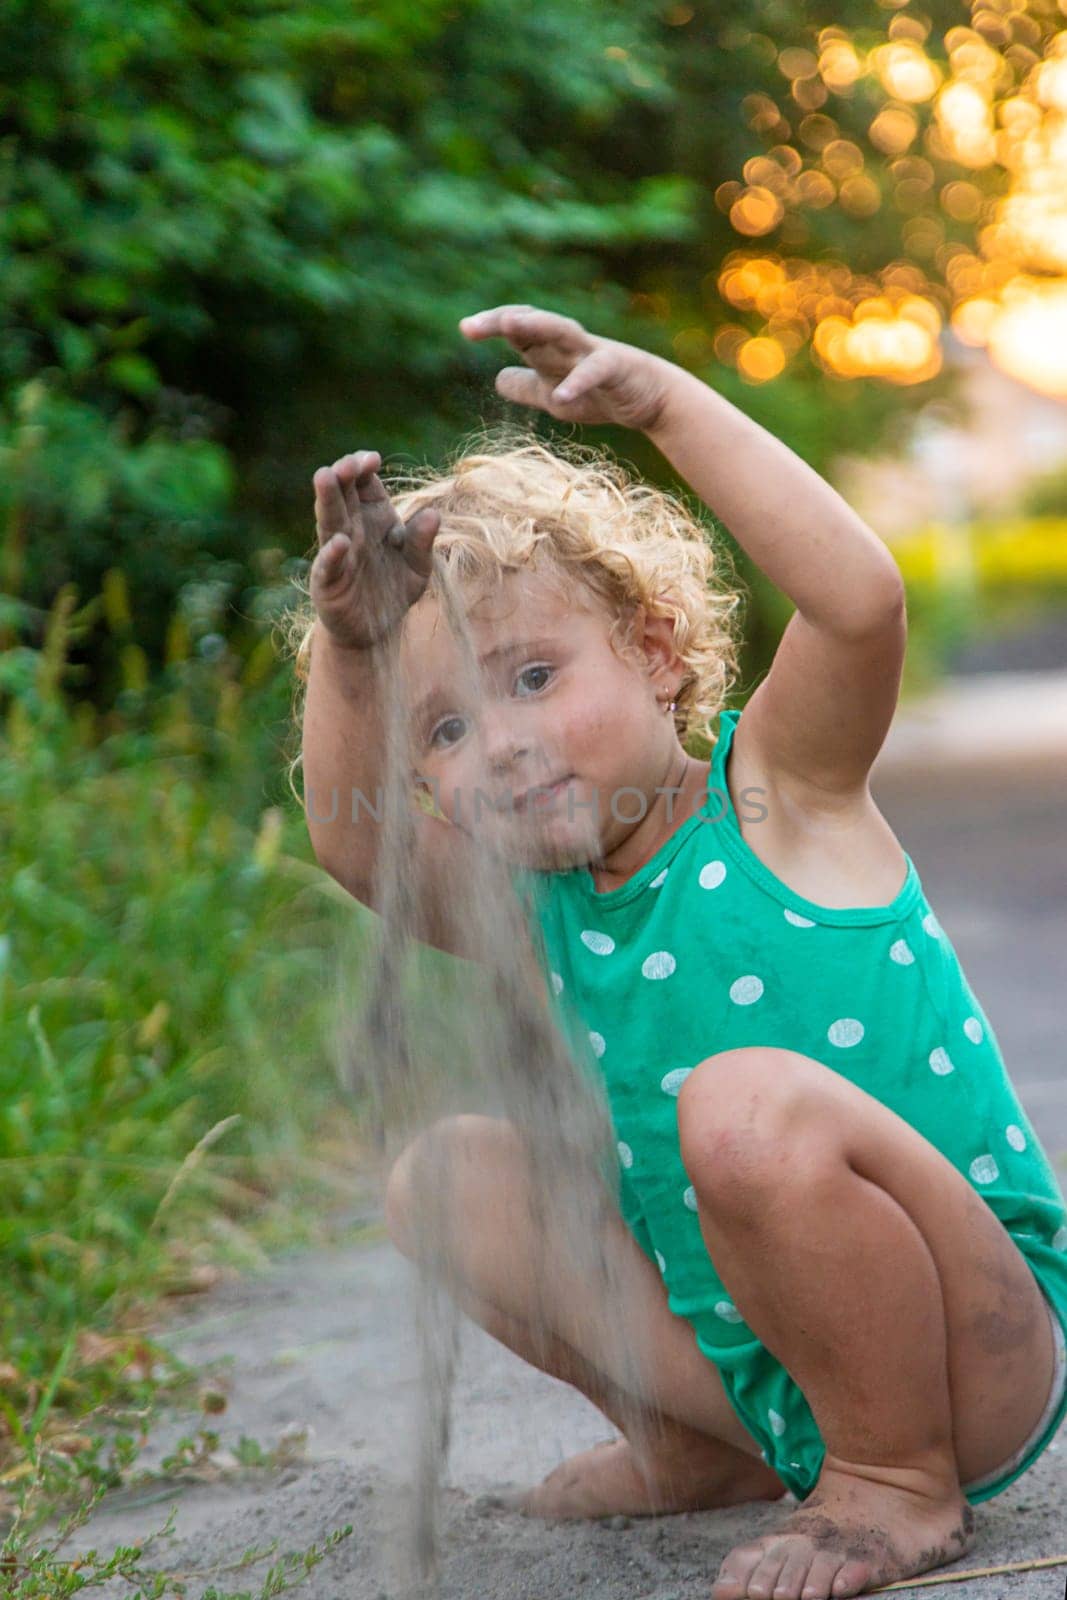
[0,583,361,1397]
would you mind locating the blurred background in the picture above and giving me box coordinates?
[1,0,1065,1484]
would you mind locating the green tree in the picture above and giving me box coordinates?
[0,0,699,687]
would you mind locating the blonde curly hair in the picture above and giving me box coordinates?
[283,426,746,798]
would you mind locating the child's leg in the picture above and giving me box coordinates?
[675,1047,1057,1600]
[383,1112,786,1516]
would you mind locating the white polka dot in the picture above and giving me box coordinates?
[660,1067,693,1097]
[768,1408,786,1437]
[1006,1124,1027,1153]
[550,971,564,995]
[642,950,676,981]
[923,912,941,939]
[889,939,915,966]
[714,1300,743,1324]
[683,1185,699,1211]
[698,860,727,890]
[784,908,816,928]
[589,1031,606,1058]
[969,1154,999,1186]
[828,1018,864,1048]
[963,1016,984,1045]
[928,1047,954,1076]
[650,867,669,889]
[730,974,764,1006]
[580,929,615,956]
[617,1140,633,1169]
[1053,1226,1067,1253]
[654,1250,667,1274]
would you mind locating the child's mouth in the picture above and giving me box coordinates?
[514,775,573,812]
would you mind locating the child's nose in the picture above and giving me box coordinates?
[481,707,531,774]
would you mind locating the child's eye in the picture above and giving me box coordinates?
[427,664,554,749]
[428,715,469,750]
[515,663,553,696]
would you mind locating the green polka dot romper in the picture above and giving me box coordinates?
[511,707,1067,1505]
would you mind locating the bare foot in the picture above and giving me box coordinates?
[709,1459,976,1600]
[506,1426,788,1520]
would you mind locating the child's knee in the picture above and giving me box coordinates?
[676,1049,842,1216]
[383,1112,519,1255]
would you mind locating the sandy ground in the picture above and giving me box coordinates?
[68,1233,1067,1599]
[71,671,1067,1600]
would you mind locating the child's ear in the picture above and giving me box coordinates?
[413,779,447,821]
[636,602,680,679]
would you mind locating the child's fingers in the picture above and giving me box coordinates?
[551,346,619,404]
[461,306,591,357]
[334,450,389,504]
[315,533,351,576]
[460,304,539,340]
[308,534,354,611]
[494,366,557,410]
[400,507,442,580]
[333,450,388,522]
[313,468,350,543]
[332,449,381,485]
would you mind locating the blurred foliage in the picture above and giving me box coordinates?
[0,0,690,689]
[3,0,958,700]
[1022,462,1067,517]
[889,516,1067,584]
[0,581,367,1400]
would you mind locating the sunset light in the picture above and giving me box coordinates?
[713,1,1067,395]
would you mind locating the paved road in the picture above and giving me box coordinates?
[872,754,1067,1161]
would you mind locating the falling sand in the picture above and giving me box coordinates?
[336,535,672,1595]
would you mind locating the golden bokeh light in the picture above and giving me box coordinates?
[951,295,1001,344]
[779,46,819,80]
[821,138,865,177]
[819,38,863,92]
[730,186,786,236]
[869,104,920,154]
[937,79,997,166]
[872,41,944,102]
[795,169,837,208]
[798,113,840,150]
[715,250,946,385]
[986,279,1067,395]
[814,311,942,382]
[940,179,984,220]
[737,336,787,381]
[840,174,883,216]
[710,3,1067,394]
[1036,51,1067,112]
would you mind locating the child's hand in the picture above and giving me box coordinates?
[460,306,673,432]
[310,450,440,651]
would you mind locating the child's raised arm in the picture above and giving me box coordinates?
[461,306,906,806]
[302,451,483,959]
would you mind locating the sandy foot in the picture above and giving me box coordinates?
[503,1431,788,1520]
[709,1463,976,1600]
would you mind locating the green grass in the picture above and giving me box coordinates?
[0,583,369,1469]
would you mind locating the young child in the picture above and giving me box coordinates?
[295,305,1067,1600]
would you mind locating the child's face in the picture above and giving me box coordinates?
[400,568,681,870]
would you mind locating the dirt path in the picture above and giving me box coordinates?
[72,1216,1067,1599]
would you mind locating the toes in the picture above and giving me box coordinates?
[773,1549,817,1599]
[799,1552,847,1600]
[712,1542,770,1599]
[830,1558,873,1597]
[746,1546,789,1599]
